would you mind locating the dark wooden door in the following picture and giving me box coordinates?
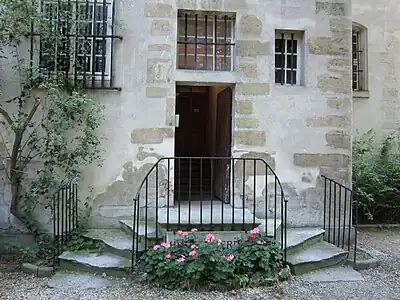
[214,88,232,203]
[175,93,208,156]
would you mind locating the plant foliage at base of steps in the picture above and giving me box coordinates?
[138,227,283,290]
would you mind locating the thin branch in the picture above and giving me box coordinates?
[20,96,40,135]
[0,106,15,130]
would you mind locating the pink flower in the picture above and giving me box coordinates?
[177,230,188,237]
[257,240,265,245]
[153,245,161,251]
[165,253,172,259]
[226,254,234,262]
[189,250,197,257]
[191,244,197,250]
[204,233,216,243]
[176,256,185,263]
[250,227,260,235]
[191,228,198,233]
[161,242,170,248]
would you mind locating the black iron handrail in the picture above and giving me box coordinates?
[321,174,358,264]
[131,157,288,272]
[52,180,79,268]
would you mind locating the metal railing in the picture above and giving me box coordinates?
[131,157,288,271]
[322,174,358,263]
[52,180,79,268]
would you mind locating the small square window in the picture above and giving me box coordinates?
[274,31,303,86]
[177,10,236,71]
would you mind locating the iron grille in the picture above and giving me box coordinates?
[30,0,122,90]
[352,31,363,91]
[275,32,298,85]
[177,11,235,71]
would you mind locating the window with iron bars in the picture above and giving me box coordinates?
[275,31,302,85]
[177,11,235,71]
[31,0,122,90]
[352,30,364,91]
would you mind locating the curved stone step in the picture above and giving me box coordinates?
[287,241,348,275]
[285,228,325,255]
[59,251,131,277]
[83,229,140,259]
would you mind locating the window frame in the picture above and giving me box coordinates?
[36,0,114,81]
[352,23,369,96]
[177,11,236,72]
[274,31,302,86]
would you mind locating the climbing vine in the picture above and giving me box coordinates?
[0,0,105,234]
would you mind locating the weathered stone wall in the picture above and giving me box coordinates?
[0,0,353,229]
[352,0,400,139]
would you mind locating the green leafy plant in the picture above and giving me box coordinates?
[0,0,105,234]
[138,228,283,290]
[13,246,38,263]
[353,130,400,223]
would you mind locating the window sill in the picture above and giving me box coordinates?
[353,90,370,98]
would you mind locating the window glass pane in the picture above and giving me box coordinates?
[287,39,297,54]
[94,22,106,35]
[95,40,106,55]
[76,56,91,72]
[216,44,231,57]
[275,39,284,53]
[95,5,107,21]
[286,55,297,69]
[216,56,232,71]
[275,69,283,84]
[215,19,232,38]
[275,54,284,69]
[95,56,106,73]
[286,70,296,84]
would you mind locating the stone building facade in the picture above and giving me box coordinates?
[0,0,364,231]
[352,0,400,139]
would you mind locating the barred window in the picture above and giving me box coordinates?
[275,31,303,86]
[177,10,235,71]
[352,24,367,92]
[31,0,122,90]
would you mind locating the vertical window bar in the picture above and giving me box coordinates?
[91,0,97,87]
[194,14,198,69]
[101,0,107,87]
[204,15,208,70]
[66,0,72,82]
[74,0,79,87]
[356,32,361,90]
[110,0,116,88]
[214,15,217,71]
[49,2,54,76]
[30,0,35,80]
[290,33,294,85]
[224,15,227,71]
[83,0,89,85]
[184,14,188,68]
[280,32,285,85]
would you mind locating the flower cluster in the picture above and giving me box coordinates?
[139,226,283,290]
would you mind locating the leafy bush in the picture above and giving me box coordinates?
[138,228,283,290]
[353,130,400,223]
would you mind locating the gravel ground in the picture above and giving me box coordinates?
[1,228,399,300]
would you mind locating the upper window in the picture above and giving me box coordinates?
[275,31,303,85]
[177,10,235,71]
[352,23,368,92]
[31,0,122,90]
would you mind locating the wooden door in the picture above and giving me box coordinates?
[214,88,232,203]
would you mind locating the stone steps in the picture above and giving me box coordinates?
[58,251,131,277]
[83,228,137,259]
[286,241,348,275]
[58,225,351,278]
